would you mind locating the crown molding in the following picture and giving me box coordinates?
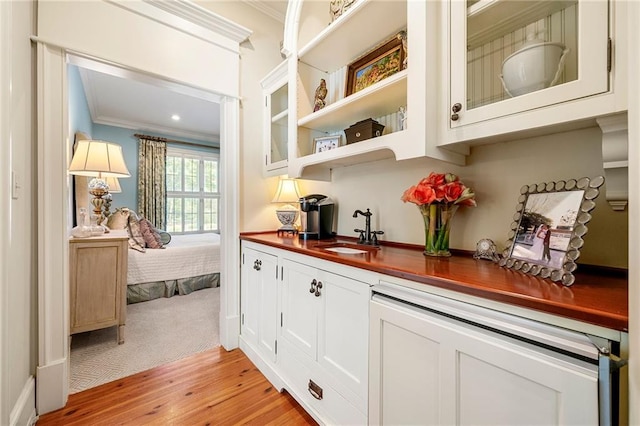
[241,0,286,23]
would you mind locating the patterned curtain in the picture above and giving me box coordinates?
[137,138,167,229]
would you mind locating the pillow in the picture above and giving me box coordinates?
[158,230,171,246]
[126,214,146,253]
[106,208,130,230]
[138,217,164,249]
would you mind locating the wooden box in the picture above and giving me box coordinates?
[344,118,385,144]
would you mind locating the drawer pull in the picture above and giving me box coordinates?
[308,379,323,400]
[309,279,317,294]
[315,281,323,297]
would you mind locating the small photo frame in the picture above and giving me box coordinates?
[314,135,341,153]
[499,176,605,286]
[345,31,406,97]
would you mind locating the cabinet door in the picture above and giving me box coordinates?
[261,61,288,174]
[281,259,317,361]
[240,248,260,347]
[241,247,279,362]
[257,251,278,363]
[449,0,609,128]
[370,297,599,425]
[317,270,370,410]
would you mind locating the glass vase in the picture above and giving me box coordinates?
[419,203,459,257]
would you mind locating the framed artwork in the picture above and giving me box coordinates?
[345,32,406,97]
[499,176,605,286]
[314,135,341,153]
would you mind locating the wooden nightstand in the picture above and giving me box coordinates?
[69,234,128,344]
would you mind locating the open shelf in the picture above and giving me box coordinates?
[298,70,407,132]
[289,130,405,178]
[298,0,407,72]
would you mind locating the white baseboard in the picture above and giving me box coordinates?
[36,357,68,415]
[238,337,285,391]
[9,376,37,426]
[221,314,240,350]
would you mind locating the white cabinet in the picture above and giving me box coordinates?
[285,0,464,179]
[441,0,626,146]
[261,61,289,176]
[369,290,600,425]
[280,258,370,424]
[240,245,279,364]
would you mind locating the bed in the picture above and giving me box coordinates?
[126,233,221,304]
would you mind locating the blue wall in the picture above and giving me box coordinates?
[68,65,93,141]
[68,64,219,213]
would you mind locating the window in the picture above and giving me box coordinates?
[166,147,219,234]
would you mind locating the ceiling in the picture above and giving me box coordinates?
[77,0,289,145]
[79,67,221,143]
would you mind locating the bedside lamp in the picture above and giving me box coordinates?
[272,178,301,235]
[68,140,131,222]
[102,177,122,218]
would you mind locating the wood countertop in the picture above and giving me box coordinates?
[240,232,628,332]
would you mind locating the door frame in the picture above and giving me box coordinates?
[34,1,249,414]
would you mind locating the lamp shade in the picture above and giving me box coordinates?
[104,177,122,193]
[272,178,301,204]
[68,140,131,178]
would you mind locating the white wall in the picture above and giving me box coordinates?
[194,1,332,233]
[0,0,38,424]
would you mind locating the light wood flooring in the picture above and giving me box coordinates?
[37,347,317,425]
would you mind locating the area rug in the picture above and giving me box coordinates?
[69,287,220,394]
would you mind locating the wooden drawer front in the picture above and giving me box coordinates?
[280,345,366,426]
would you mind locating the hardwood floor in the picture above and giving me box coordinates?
[37,347,317,425]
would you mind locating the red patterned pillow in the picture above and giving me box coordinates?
[138,217,164,249]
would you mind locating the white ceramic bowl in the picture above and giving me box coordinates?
[500,41,568,97]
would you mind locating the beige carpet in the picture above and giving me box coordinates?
[69,287,220,394]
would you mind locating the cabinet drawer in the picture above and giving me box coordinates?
[280,345,366,426]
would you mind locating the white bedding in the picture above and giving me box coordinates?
[127,233,221,284]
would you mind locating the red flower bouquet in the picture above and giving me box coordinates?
[402,172,476,256]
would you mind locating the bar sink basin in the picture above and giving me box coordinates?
[324,247,369,254]
[316,242,380,255]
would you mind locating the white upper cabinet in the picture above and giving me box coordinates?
[441,0,627,147]
[261,61,289,176]
[284,0,465,180]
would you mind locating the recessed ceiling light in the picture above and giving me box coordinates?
[171,114,180,121]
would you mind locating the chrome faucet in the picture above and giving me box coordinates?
[353,208,384,246]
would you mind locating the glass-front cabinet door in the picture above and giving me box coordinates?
[449,0,609,128]
[261,61,289,175]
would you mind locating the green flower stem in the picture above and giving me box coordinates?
[420,203,458,256]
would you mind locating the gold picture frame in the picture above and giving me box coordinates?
[345,32,406,97]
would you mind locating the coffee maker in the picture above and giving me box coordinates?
[299,194,335,240]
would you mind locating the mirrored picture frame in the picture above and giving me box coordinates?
[499,176,605,286]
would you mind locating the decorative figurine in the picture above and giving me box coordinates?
[330,0,356,23]
[474,238,500,262]
[313,79,328,112]
[398,106,407,131]
[329,0,343,22]
[397,30,408,69]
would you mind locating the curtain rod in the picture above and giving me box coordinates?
[134,133,217,149]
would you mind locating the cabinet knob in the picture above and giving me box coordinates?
[315,281,323,297]
[451,103,462,121]
[254,259,262,271]
[309,279,317,294]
